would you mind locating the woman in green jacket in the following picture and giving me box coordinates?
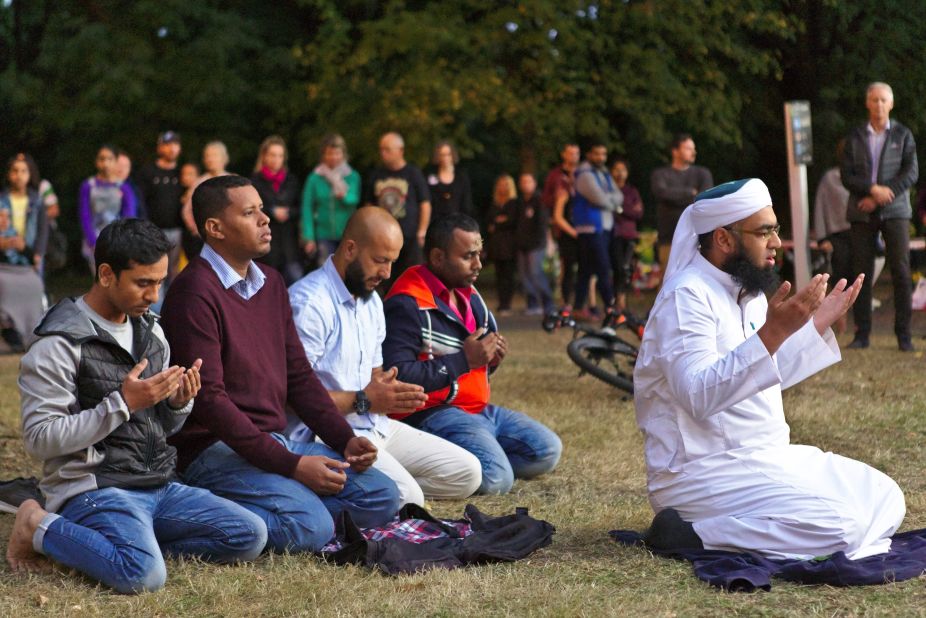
[301,134,361,267]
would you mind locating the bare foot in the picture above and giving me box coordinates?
[6,499,51,573]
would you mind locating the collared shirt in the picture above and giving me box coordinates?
[418,265,476,332]
[867,120,891,185]
[288,256,386,435]
[199,242,266,300]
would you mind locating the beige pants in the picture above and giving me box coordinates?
[356,419,482,507]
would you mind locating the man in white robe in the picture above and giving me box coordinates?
[634,178,905,560]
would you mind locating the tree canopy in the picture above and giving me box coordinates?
[3,0,926,239]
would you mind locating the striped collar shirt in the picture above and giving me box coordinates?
[199,242,266,300]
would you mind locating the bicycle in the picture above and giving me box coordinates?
[542,307,645,394]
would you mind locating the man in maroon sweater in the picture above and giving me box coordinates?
[161,175,399,552]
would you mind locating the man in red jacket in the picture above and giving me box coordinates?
[382,213,562,495]
[161,175,399,553]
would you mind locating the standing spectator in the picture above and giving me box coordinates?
[485,174,518,316]
[651,133,713,272]
[181,141,231,250]
[365,132,431,290]
[115,149,146,221]
[252,136,302,285]
[135,131,184,281]
[543,143,580,307]
[78,145,136,275]
[0,154,47,351]
[515,172,554,315]
[21,153,66,274]
[813,141,852,334]
[610,157,644,312]
[426,140,473,220]
[178,162,201,262]
[301,133,361,269]
[572,140,622,320]
[841,82,919,351]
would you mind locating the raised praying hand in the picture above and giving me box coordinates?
[813,274,864,335]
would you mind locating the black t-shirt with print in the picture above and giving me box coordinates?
[135,162,183,229]
[364,164,429,239]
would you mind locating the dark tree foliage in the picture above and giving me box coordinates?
[2,0,926,240]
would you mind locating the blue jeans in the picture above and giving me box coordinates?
[182,435,400,553]
[416,404,562,495]
[518,247,554,312]
[37,482,267,594]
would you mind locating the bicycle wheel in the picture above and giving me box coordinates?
[566,335,637,393]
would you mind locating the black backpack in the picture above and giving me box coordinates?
[321,503,555,575]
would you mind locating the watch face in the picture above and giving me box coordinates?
[354,391,371,413]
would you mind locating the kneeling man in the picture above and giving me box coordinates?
[288,207,482,506]
[634,178,905,560]
[9,219,266,593]
[383,213,562,494]
[161,176,399,554]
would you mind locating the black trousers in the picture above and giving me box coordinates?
[610,237,636,295]
[850,216,912,338]
[383,237,423,293]
[557,235,578,307]
[574,232,614,310]
[494,258,517,310]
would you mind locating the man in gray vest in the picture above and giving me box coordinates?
[7,218,266,593]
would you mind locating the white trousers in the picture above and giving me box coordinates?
[649,444,905,560]
[356,419,482,507]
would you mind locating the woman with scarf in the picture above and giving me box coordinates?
[252,135,303,284]
[301,133,361,269]
[0,154,48,351]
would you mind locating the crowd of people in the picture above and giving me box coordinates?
[1,126,718,351]
[0,80,920,594]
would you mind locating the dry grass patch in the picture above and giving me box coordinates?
[0,285,925,615]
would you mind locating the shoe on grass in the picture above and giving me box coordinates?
[0,477,44,514]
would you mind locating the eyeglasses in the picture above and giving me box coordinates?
[724,223,781,240]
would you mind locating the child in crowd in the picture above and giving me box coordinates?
[78,144,136,274]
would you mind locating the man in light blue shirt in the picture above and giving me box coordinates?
[288,207,481,505]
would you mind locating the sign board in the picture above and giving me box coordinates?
[784,101,812,289]
[786,100,813,165]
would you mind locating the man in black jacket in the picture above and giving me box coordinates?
[7,219,266,593]
[841,82,919,351]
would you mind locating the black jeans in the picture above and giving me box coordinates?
[610,237,636,295]
[850,216,912,339]
[494,259,517,310]
[557,235,578,307]
[383,238,423,293]
[574,232,614,310]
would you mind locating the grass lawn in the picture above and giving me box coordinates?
[1,276,926,616]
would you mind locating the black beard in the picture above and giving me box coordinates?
[722,248,780,297]
[344,260,375,300]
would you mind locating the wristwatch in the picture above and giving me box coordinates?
[353,390,371,413]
